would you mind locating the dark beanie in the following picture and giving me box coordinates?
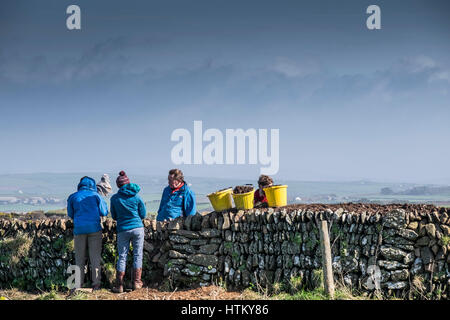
[116,171,130,188]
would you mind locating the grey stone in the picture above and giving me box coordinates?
[383,209,407,229]
[187,254,218,267]
[224,230,232,242]
[199,229,221,238]
[385,281,408,290]
[424,224,436,238]
[168,258,186,266]
[184,215,193,230]
[201,215,210,229]
[222,213,231,230]
[169,250,187,259]
[143,241,154,253]
[403,252,415,265]
[201,273,211,281]
[411,258,423,275]
[378,260,408,270]
[397,229,418,241]
[172,244,196,254]
[201,266,218,274]
[407,221,419,231]
[380,246,408,261]
[169,234,190,244]
[199,244,219,254]
[181,264,202,276]
[440,224,450,236]
[167,218,183,230]
[390,269,409,281]
[420,247,434,265]
[190,239,208,246]
[416,236,430,246]
[191,213,203,231]
[172,229,200,239]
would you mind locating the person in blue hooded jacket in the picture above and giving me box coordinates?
[110,171,147,293]
[157,169,196,221]
[67,176,108,290]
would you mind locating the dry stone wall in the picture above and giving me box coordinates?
[0,204,449,299]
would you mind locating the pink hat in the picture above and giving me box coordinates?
[116,171,130,188]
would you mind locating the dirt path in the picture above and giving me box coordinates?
[0,285,251,300]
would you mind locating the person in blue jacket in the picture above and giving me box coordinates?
[67,176,108,290]
[110,171,147,293]
[157,169,196,221]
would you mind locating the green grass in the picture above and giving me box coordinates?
[242,286,373,300]
[0,234,33,267]
[441,236,450,246]
[36,290,64,300]
[67,291,89,300]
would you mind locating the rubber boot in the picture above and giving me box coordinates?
[112,271,125,293]
[133,268,143,290]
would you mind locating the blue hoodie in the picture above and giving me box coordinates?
[110,183,147,233]
[67,176,108,235]
[157,183,196,221]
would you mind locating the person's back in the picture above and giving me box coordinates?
[68,176,108,235]
[110,183,146,232]
[110,171,146,293]
[67,175,108,290]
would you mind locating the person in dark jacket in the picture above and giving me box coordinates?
[110,171,147,293]
[157,169,196,221]
[254,175,273,208]
[67,176,108,290]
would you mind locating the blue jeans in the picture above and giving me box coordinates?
[116,227,144,272]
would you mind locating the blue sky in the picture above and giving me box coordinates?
[1,0,450,183]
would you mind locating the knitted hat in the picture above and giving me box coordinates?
[116,171,130,188]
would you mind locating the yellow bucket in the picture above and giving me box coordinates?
[207,188,233,212]
[232,190,255,210]
[263,185,288,207]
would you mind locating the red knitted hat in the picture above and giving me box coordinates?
[116,171,130,188]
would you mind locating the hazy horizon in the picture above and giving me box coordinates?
[0,171,449,186]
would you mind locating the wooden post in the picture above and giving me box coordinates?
[319,220,335,299]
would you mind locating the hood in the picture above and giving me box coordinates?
[77,176,97,191]
[118,183,141,197]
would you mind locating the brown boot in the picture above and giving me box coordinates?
[112,271,125,293]
[132,268,143,290]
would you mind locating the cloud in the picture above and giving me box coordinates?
[0,36,167,85]
[271,57,320,78]
[1,41,449,111]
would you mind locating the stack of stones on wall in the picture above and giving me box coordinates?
[0,205,449,299]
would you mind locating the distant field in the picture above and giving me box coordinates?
[0,173,449,213]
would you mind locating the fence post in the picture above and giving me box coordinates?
[319,220,335,299]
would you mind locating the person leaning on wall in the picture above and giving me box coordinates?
[254,174,273,208]
[96,173,112,197]
[67,176,108,291]
[156,169,196,221]
[110,171,147,293]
